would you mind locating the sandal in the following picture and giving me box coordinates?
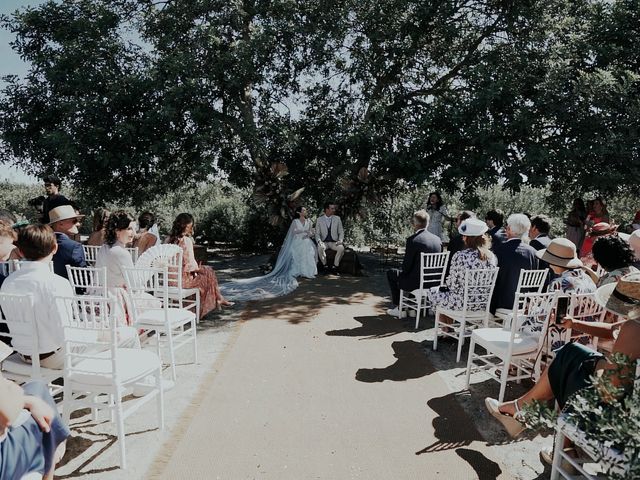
[485,397,526,438]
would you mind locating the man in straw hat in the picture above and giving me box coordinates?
[484,272,640,466]
[48,204,87,279]
[0,342,69,480]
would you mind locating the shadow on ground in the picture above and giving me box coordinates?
[355,340,436,382]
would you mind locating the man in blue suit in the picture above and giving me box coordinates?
[386,210,442,318]
[48,205,86,279]
[490,213,539,315]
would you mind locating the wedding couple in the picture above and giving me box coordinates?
[221,202,344,301]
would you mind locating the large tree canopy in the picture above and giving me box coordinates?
[1,0,638,214]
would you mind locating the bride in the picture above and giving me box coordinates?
[221,206,317,301]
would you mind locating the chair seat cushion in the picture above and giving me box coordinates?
[438,307,488,321]
[167,287,199,298]
[137,308,195,326]
[471,328,539,355]
[1,353,61,378]
[68,348,160,386]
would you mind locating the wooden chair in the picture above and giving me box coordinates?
[398,251,450,329]
[433,267,499,362]
[465,291,557,402]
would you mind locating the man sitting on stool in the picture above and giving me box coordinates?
[316,202,345,275]
[387,210,442,318]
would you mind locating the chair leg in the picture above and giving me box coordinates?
[195,291,201,323]
[191,318,198,365]
[114,388,127,469]
[156,366,165,431]
[465,339,475,388]
[414,294,421,330]
[433,311,440,351]
[456,320,466,362]
[167,329,177,382]
[62,382,73,426]
[550,426,566,480]
[498,357,510,402]
[399,291,404,316]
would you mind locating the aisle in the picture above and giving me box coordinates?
[147,274,510,479]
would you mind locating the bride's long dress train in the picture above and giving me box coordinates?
[220,218,317,301]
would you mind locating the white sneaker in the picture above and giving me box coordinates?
[386,307,406,318]
[407,310,417,318]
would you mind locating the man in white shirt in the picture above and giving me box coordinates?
[315,202,345,274]
[0,225,140,370]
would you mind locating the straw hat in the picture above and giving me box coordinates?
[48,205,84,225]
[536,238,583,269]
[595,272,640,317]
[458,218,488,237]
[588,222,616,237]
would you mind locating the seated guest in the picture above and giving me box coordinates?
[168,213,232,319]
[627,230,640,269]
[446,210,475,274]
[386,210,442,318]
[485,273,640,468]
[528,215,552,251]
[133,211,161,256]
[580,222,617,269]
[40,175,70,224]
[426,218,497,313]
[96,210,159,325]
[485,209,506,250]
[49,205,87,279]
[0,221,18,288]
[0,224,139,370]
[592,235,638,287]
[86,208,110,246]
[490,214,539,315]
[0,366,69,480]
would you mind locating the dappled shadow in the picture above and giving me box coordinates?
[356,340,435,382]
[455,448,503,480]
[326,315,427,339]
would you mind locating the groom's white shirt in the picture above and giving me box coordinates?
[315,214,344,243]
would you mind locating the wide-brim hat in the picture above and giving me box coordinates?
[48,205,84,225]
[536,237,583,268]
[458,218,488,237]
[588,222,616,237]
[595,272,640,317]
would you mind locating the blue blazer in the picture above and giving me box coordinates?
[399,229,442,291]
[490,239,539,314]
[53,232,87,279]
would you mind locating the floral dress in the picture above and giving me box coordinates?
[427,248,497,311]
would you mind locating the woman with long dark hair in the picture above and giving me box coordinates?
[423,191,449,241]
[133,211,161,256]
[168,213,231,318]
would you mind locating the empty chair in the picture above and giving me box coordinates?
[0,292,63,390]
[433,267,499,362]
[59,294,164,469]
[465,291,557,402]
[399,251,450,329]
[493,269,548,328]
[136,244,200,322]
[123,265,197,381]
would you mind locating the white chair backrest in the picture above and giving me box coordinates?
[0,292,42,377]
[594,263,607,278]
[462,267,499,313]
[509,291,558,352]
[122,266,169,323]
[135,244,183,291]
[126,247,139,264]
[83,245,101,266]
[516,269,548,294]
[0,260,19,277]
[569,292,606,322]
[13,260,54,273]
[420,251,450,290]
[58,295,118,380]
[66,266,108,297]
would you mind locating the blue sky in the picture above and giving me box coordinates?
[1,1,47,183]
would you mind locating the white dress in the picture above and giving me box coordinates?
[290,218,318,278]
[220,217,317,301]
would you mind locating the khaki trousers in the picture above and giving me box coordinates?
[317,242,345,267]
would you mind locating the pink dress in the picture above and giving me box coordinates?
[176,236,225,318]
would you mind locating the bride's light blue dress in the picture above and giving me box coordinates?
[220,217,317,301]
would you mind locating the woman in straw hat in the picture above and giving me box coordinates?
[426,218,497,312]
[485,272,640,459]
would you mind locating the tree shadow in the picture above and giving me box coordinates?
[355,340,435,382]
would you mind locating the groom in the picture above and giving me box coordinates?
[316,202,345,274]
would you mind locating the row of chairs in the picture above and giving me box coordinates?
[83,244,139,266]
[0,244,203,469]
